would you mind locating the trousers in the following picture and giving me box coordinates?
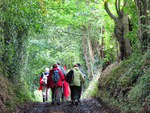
[51,86,62,102]
[42,85,49,101]
[70,86,81,101]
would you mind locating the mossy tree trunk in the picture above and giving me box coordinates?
[81,26,92,80]
[87,24,94,62]
[104,0,132,60]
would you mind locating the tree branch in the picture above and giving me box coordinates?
[104,1,117,21]
[57,29,87,36]
[115,0,123,18]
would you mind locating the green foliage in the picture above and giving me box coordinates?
[1,0,149,113]
[1,0,47,84]
[124,1,138,44]
[127,71,150,111]
[82,72,99,98]
[25,27,86,91]
[96,48,150,112]
[1,0,116,97]
[34,90,52,102]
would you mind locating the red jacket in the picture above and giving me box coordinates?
[47,68,64,88]
[38,77,42,90]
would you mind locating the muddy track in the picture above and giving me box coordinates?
[15,97,120,113]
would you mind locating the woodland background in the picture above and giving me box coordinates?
[0,0,149,113]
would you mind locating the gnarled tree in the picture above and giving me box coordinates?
[104,0,132,60]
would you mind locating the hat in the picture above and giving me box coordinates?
[53,63,58,68]
[45,68,49,72]
[57,61,61,65]
[73,64,78,67]
[76,63,81,67]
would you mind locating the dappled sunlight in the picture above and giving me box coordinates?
[34,90,43,102]
[34,90,52,102]
[82,71,101,98]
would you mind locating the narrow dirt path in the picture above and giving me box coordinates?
[15,97,120,113]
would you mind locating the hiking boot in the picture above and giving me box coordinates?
[46,98,48,102]
[51,101,55,105]
[62,94,64,102]
[57,101,60,105]
[71,100,74,105]
[67,100,70,103]
[43,98,45,102]
[78,100,81,103]
[75,99,78,105]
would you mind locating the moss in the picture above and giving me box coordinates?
[96,50,150,113]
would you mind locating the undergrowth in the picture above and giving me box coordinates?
[96,49,150,113]
[82,71,100,98]
[0,74,33,113]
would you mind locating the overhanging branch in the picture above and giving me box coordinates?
[57,29,87,36]
[104,1,117,21]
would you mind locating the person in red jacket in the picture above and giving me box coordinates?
[38,68,49,102]
[47,63,65,105]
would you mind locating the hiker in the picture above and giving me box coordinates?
[57,61,66,77]
[47,63,65,105]
[76,63,86,78]
[57,61,68,102]
[38,68,50,102]
[69,64,85,105]
[76,63,86,102]
[76,62,86,91]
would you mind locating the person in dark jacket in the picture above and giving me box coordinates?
[47,63,65,105]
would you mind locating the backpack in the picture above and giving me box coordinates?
[51,70,59,82]
[65,69,74,83]
[41,73,48,85]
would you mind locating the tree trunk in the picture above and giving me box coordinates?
[114,19,126,60]
[100,25,105,71]
[122,1,132,56]
[104,0,132,60]
[87,24,94,61]
[0,23,3,65]
[134,0,150,51]
[134,0,142,41]
[81,26,92,80]
[115,39,120,63]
